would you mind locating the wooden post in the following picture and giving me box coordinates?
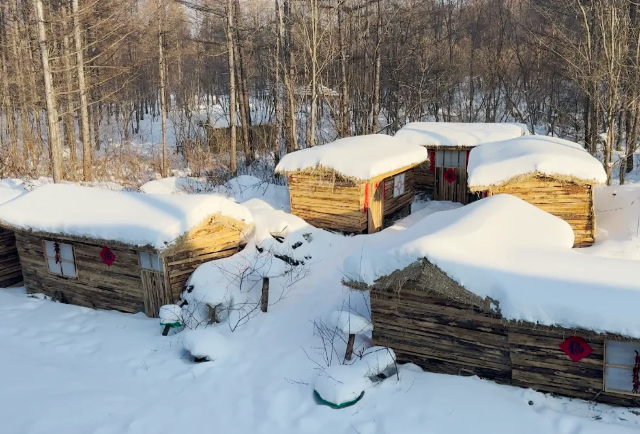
[261,277,269,312]
[207,303,219,324]
[162,325,170,336]
[345,333,355,361]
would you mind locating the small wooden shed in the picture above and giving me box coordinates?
[344,195,640,407]
[0,184,253,317]
[394,122,529,204]
[0,185,25,288]
[468,135,606,248]
[275,134,428,234]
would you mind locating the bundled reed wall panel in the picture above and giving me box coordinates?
[15,232,146,314]
[368,269,640,407]
[0,227,22,288]
[288,174,367,233]
[164,223,242,300]
[486,177,595,247]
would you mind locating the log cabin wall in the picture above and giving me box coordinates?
[383,169,415,217]
[434,167,469,204]
[0,227,22,288]
[14,232,146,314]
[486,177,595,247]
[370,275,640,407]
[288,173,367,233]
[163,222,243,300]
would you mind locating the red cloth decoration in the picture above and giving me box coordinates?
[633,351,640,393]
[363,183,369,214]
[559,336,593,362]
[53,242,61,264]
[443,168,457,184]
[100,246,116,267]
[429,151,435,172]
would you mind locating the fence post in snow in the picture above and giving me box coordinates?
[261,277,269,312]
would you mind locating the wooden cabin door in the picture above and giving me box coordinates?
[141,269,172,318]
[367,180,384,233]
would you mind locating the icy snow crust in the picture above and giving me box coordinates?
[344,194,640,338]
[394,122,529,148]
[0,184,253,250]
[468,135,607,188]
[275,134,428,180]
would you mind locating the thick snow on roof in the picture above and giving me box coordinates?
[0,184,253,250]
[344,194,640,337]
[394,122,529,148]
[468,135,607,188]
[0,185,24,205]
[275,134,428,180]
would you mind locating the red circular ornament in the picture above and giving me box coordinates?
[444,168,457,183]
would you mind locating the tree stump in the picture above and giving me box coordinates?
[207,304,219,324]
[345,333,356,361]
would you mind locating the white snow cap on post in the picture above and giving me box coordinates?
[331,311,373,335]
[275,134,428,180]
[159,305,183,326]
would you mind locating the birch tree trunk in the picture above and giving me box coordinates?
[234,0,252,166]
[283,0,298,152]
[371,0,382,133]
[72,0,92,181]
[274,0,284,163]
[337,3,349,137]
[308,0,318,147]
[226,0,238,176]
[61,2,76,166]
[158,0,169,177]
[34,0,63,182]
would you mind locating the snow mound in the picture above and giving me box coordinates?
[182,328,234,361]
[356,347,396,377]
[140,177,210,194]
[0,179,25,205]
[330,311,373,335]
[468,135,607,189]
[159,305,183,326]
[395,122,529,148]
[0,184,253,250]
[314,364,371,406]
[345,194,640,337]
[275,134,428,180]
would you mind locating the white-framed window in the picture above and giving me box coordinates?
[139,251,163,272]
[604,340,640,394]
[393,173,406,198]
[435,150,467,168]
[43,240,77,278]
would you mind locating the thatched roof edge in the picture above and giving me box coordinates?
[468,171,600,192]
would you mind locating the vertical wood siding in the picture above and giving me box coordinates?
[0,228,22,288]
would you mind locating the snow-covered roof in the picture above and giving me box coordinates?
[344,194,640,338]
[468,135,607,189]
[0,186,23,205]
[394,122,529,148]
[0,184,253,250]
[275,134,428,180]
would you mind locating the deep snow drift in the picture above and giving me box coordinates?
[468,135,607,188]
[0,184,253,249]
[275,134,428,180]
[394,121,529,147]
[344,194,640,337]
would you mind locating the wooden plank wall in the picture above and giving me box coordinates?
[414,161,434,191]
[383,169,415,216]
[164,223,242,300]
[15,232,145,314]
[371,284,640,406]
[488,178,595,247]
[433,167,469,204]
[0,228,22,288]
[371,286,512,383]
[288,173,367,233]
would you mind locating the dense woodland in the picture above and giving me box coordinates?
[0,0,639,185]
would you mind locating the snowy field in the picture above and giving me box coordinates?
[1,174,640,433]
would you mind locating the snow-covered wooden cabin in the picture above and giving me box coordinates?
[468,135,606,248]
[275,134,428,234]
[0,184,253,317]
[344,195,640,407]
[394,122,529,203]
[0,184,25,288]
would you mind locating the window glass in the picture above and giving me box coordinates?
[139,251,151,270]
[393,174,405,198]
[604,340,640,393]
[606,366,634,392]
[43,241,76,278]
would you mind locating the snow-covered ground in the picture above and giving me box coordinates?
[1,173,640,433]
